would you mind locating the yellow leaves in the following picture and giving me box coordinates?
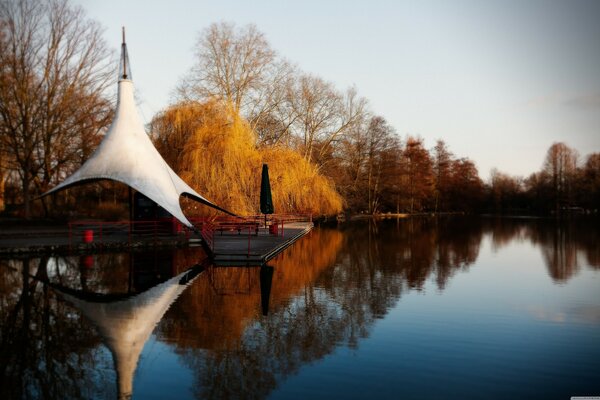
[261,146,343,215]
[153,100,342,217]
[165,228,344,349]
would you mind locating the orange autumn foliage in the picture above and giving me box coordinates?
[260,146,343,216]
[161,227,344,349]
[152,101,342,216]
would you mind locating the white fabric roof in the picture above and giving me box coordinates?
[44,38,230,227]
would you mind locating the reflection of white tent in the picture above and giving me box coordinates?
[56,266,203,400]
[43,29,231,227]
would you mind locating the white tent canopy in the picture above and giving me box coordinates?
[43,30,231,227]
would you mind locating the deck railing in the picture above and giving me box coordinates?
[67,213,312,256]
[190,213,312,257]
[68,219,192,247]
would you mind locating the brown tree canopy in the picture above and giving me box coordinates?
[401,137,434,213]
[0,0,114,218]
[581,153,600,211]
[432,139,454,212]
[3,14,597,219]
[543,142,579,212]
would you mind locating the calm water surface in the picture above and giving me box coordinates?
[1,217,599,399]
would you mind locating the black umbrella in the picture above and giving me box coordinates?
[260,164,274,227]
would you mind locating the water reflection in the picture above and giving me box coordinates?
[0,248,206,400]
[158,220,488,398]
[0,217,598,399]
[1,257,110,399]
[486,217,600,282]
[162,217,598,399]
[57,264,205,400]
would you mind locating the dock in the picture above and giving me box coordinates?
[0,223,191,256]
[0,218,314,262]
[209,221,313,265]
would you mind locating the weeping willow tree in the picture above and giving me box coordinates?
[151,101,343,216]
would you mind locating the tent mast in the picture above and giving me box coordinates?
[122,27,127,79]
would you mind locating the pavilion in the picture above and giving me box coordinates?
[42,28,231,228]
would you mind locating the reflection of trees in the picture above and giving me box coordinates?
[577,220,600,269]
[433,217,482,289]
[328,217,482,318]
[160,229,344,350]
[482,217,599,282]
[335,217,481,293]
[57,262,205,400]
[173,217,598,398]
[40,247,206,295]
[0,258,112,400]
[2,218,595,398]
[161,217,484,399]
[486,217,529,252]
[539,224,579,282]
[526,218,599,282]
[158,228,344,398]
[0,247,207,400]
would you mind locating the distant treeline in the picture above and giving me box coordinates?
[0,3,598,218]
[487,143,599,215]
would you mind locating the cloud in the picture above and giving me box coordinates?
[564,92,600,110]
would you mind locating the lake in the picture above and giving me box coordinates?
[1,216,599,399]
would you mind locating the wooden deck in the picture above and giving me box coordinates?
[0,218,313,261]
[209,221,313,265]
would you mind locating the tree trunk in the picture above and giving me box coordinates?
[23,175,31,220]
[0,171,6,212]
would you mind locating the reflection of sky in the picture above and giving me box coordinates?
[131,337,194,400]
[122,226,600,399]
[271,232,600,399]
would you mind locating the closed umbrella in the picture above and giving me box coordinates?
[260,164,274,227]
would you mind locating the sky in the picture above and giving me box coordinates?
[75,0,600,180]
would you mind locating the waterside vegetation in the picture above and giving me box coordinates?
[1,1,598,220]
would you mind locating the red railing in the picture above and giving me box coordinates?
[199,219,215,252]
[67,213,312,257]
[189,214,312,257]
[68,219,192,247]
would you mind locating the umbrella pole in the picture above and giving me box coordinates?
[264,214,267,229]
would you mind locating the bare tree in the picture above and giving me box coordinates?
[581,153,600,211]
[432,139,453,212]
[364,116,396,214]
[0,152,8,212]
[287,74,339,162]
[0,0,113,218]
[287,75,366,165]
[401,137,434,213]
[543,142,579,213]
[179,22,367,156]
[180,22,292,132]
[489,168,523,211]
[335,112,370,209]
[320,86,367,164]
